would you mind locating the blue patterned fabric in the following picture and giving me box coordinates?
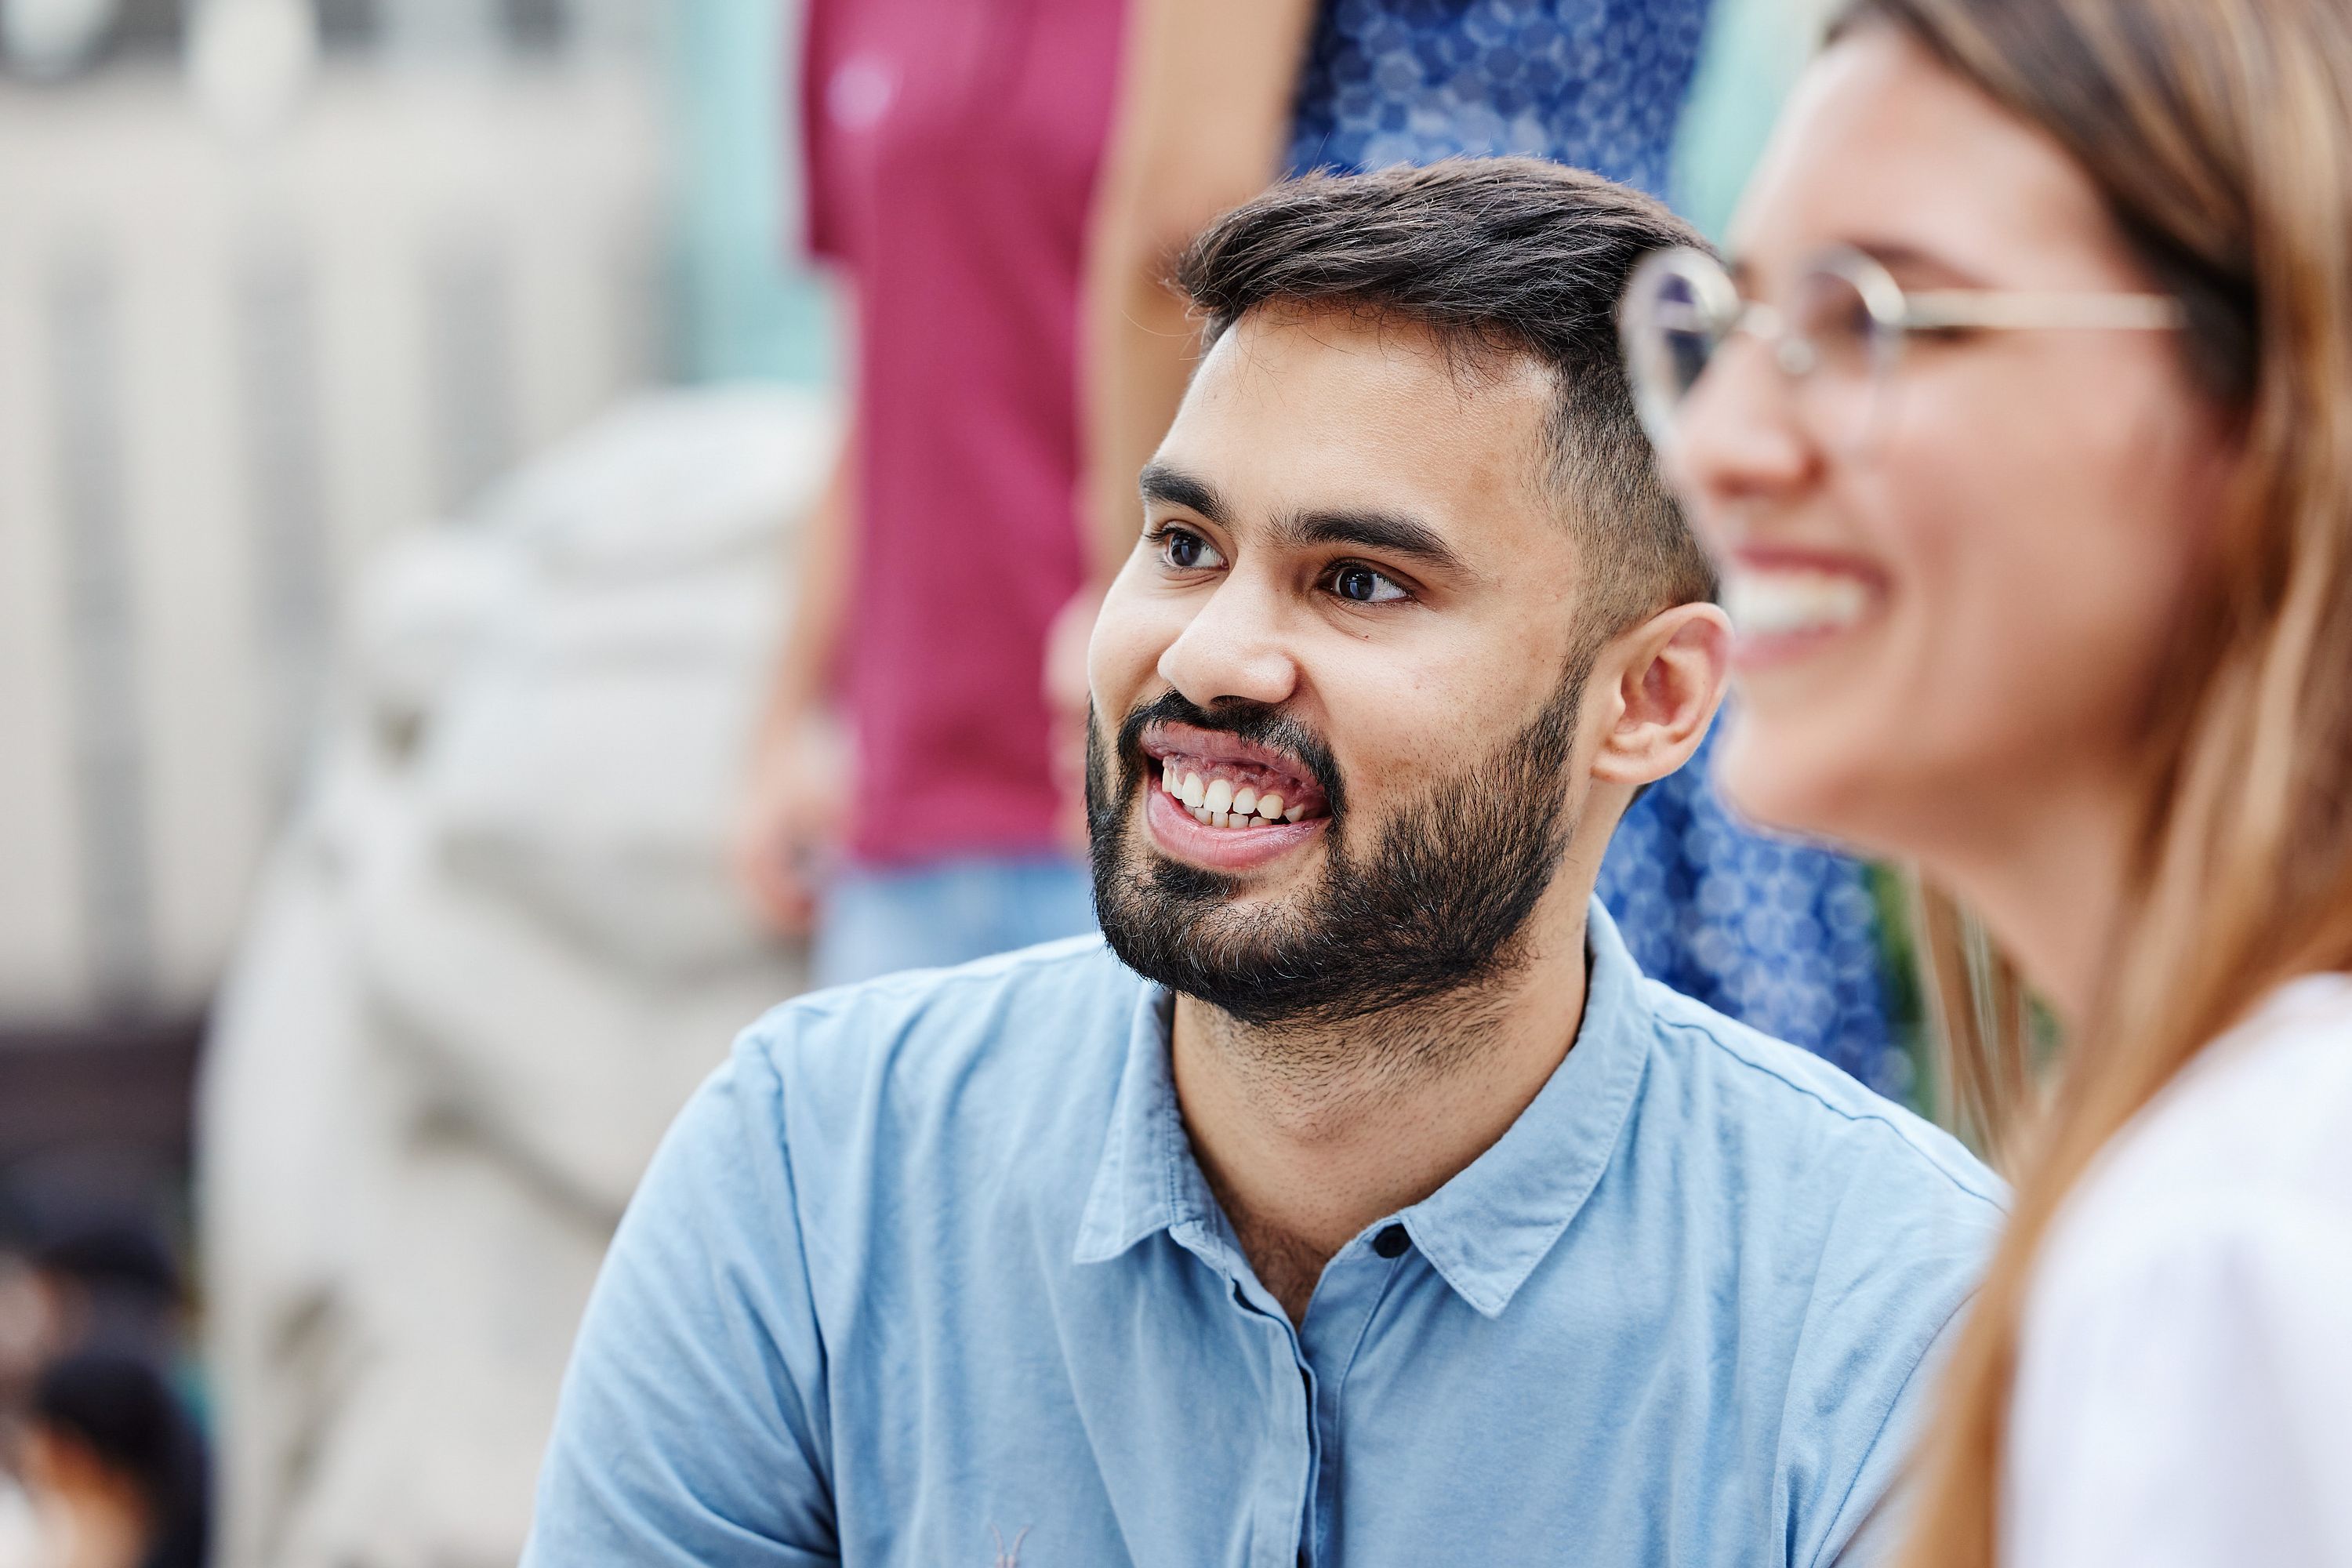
[1286,0,1898,1090]
[1598,725,1897,1091]
[1286,0,1710,196]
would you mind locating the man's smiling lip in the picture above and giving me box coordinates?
[1140,722,1324,801]
[1144,786,1327,873]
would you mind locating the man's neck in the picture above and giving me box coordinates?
[1170,897,1593,1323]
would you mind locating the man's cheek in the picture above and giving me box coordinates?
[1085,573,1160,672]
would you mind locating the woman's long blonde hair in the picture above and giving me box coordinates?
[1838,1,2352,1563]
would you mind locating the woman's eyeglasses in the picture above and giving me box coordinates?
[1617,244,2185,456]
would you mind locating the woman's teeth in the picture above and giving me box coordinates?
[1723,568,1873,637]
[1161,763,1312,829]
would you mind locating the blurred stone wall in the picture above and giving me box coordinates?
[0,41,662,1028]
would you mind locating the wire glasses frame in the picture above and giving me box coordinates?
[1617,244,2187,456]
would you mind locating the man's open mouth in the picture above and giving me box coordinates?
[1141,724,1331,831]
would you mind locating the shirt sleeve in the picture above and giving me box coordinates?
[521,1031,838,1565]
[2007,1196,2352,1568]
[1815,1298,1973,1568]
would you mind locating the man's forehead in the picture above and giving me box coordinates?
[1156,307,1557,539]
[1189,304,1555,416]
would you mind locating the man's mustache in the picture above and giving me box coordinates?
[1113,689,1348,821]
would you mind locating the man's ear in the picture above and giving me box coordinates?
[1588,601,1732,789]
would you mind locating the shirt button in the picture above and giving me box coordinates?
[1373,1223,1410,1259]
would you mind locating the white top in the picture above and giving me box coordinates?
[0,1481,38,1568]
[2006,974,2352,1568]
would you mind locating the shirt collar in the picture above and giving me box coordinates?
[1075,897,1655,1319]
[1073,983,1213,1264]
[1401,898,1653,1316]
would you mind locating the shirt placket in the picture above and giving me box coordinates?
[1293,1225,1410,1568]
[1173,1220,1320,1568]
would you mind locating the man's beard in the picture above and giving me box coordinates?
[1086,661,1590,1033]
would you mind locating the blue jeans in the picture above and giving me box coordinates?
[813,854,1098,989]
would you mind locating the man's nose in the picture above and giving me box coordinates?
[1670,334,1820,508]
[1156,572,1301,710]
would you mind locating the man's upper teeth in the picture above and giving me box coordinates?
[1160,760,1310,827]
[1725,569,1871,636]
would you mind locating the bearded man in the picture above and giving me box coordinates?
[524,159,2002,1568]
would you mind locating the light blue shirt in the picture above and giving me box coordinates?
[526,901,2003,1566]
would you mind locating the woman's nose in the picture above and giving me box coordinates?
[1668,334,1820,510]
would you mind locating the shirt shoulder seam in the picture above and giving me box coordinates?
[728,1023,841,1492]
[1650,1007,2006,1213]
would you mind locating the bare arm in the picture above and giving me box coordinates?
[764,425,855,735]
[1077,0,1316,582]
[736,303,859,936]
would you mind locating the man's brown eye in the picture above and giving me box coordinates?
[1330,564,1404,603]
[1152,527,1225,572]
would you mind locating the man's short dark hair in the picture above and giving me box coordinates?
[1171,157,1716,628]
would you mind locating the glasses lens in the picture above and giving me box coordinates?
[1788,261,1897,452]
[1624,252,1733,448]
[1789,266,1887,379]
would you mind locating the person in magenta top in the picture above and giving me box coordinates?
[736,0,1123,984]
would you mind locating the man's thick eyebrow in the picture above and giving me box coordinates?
[1138,463,1227,523]
[1274,507,1469,574]
[1138,466,1469,575]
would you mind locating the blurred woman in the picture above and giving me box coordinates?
[735,0,1123,983]
[1623,0,2352,1561]
[1073,0,1902,1086]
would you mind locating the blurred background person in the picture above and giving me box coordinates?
[731,0,1124,985]
[0,1169,205,1568]
[0,1178,183,1377]
[1635,0,2352,1561]
[1072,0,1897,1087]
[18,1354,208,1568]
